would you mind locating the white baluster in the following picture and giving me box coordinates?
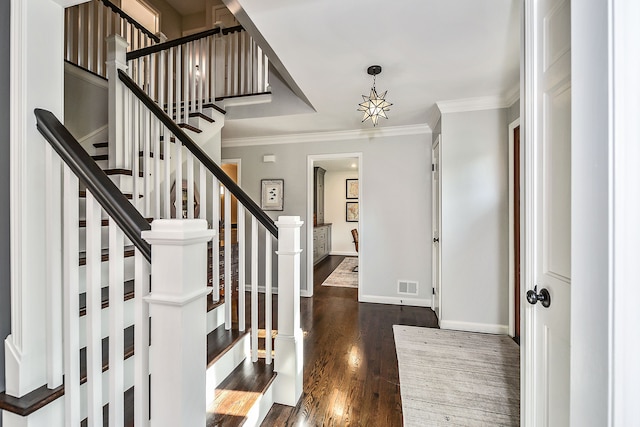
[134,251,150,427]
[189,41,195,114]
[212,179,221,302]
[45,145,63,388]
[238,204,245,332]
[224,187,231,328]
[176,45,182,122]
[187,151,194,218]
[232,32,239,96]
[251,216,258,362]
[163,127,171,218]
[197,38,203,112]
[199,165,207,220]
[154,116,161,219]
[65,8,72,62]
[108,221,125,427]
[257,45,264,93]
[78,2,86,69]
[263,51,269,92]
[167,47,174,119]
[87,0,95,72]
[97,2,104,77]
[175,141,183,218]
[265,231,273,365]
[63,167,81,426]
[85,191,103,427]
[239,30,246,94]
[143,96,151,216]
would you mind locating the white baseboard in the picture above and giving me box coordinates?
[359,294,431,308]
[300,289,313,298]
[329,251,358,257]
[439,320,509,335]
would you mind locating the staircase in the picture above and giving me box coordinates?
[1,2,302,426]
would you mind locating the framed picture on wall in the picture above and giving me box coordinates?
[346,179,359,199]
[261,179,284,211]
[346,201,359,222]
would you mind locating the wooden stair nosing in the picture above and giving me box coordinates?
[78,245,135,266]
[91,154,109,162]
[79,217,153,227]
[188,111,215,123]
[177,122,202,133]
[103,168,144,178]
[206,359,277,427]
[79,190,142,200]
[93,142,109,149]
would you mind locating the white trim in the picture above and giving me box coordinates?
[504,84,521,107]
[437,95,514,114]
[507,118,521,338]
[307,153,363,299]
[359,294,431,308]
[144,287,210,307]
[221,93,272,108]
[223,124,431,147]
[610,0,640,422]
[221,158,242,187]
[440,320,509,335]
[64,61,108,89]
[329,251,358,257]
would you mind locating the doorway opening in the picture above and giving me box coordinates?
[306,153,362,298]
[508,119,521,344]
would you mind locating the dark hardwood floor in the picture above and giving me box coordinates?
[262,255,439,426]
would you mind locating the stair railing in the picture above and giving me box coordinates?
[65,0,161,78]
[36,108,152,426]
[126,25,270,120]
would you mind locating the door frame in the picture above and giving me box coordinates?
[431,136,442,322]
[507,118,521,339]
[306,152,363,298]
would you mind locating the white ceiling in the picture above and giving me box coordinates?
[315,158,359,173]
[221,0,521,139]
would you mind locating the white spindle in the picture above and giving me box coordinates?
[209,35,216,101]
[238,204,245,331]
[189,42,196,114]
[87,0,95,72]
[175,141,183,218]
[176,45,182,122]
[239,31,246,94]
[97,3,104,77]
[257,45,264,93]
[265,231,272,365]
[85,191,103,427]
[163,127,171,218]
[108,221,125,427]
[199,165,206,220]
[134,251,151,427]
[251,217,258,362]
[224,187,231,329]
[45,145,63,388]
[248,36,254,93]
[198,38,204,112]
[78,2,86,68]
[263,51,269,92]
[212,179,221,301]
[232,32,239,96]
[187,151,194,218]
[132,94,140,205]
[153,116,161,219]
[167,47,174,119]
[63,167,81,426]
[143,90,151,216]
[183,42,190,117]
[65,8,72,62]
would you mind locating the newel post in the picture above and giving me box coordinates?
[106,34,129,170]
[274,216,304,406]
[142,220,215,426]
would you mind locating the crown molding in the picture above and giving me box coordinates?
[222,123,432,147]
[437,89,521,114]
[504,84,521,107]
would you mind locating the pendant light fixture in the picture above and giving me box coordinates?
[357,65,392,126]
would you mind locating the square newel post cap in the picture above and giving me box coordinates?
[142,219,215,246]
[106,34,130,68]
[275,216,304,228]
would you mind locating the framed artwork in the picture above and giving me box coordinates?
[346,179,359,199]
[346,201,359,222]
[261,179,284,211]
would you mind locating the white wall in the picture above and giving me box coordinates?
[440,108,509,333]
[222,130,432,306]
[324,170,358,256]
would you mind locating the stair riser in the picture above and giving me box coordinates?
[243,382,275,427]
[79,228,133,252]
[205,334,249,405]
[78,354,135,422]
[78,299,135,347]
[78,258,135,293]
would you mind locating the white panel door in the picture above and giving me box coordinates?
[524,0,571,425]
[431,136,441,322]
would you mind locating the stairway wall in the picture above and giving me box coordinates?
[0,1,10,425]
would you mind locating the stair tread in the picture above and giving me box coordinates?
[207,324,249,368]
[78,245,136,266]
[189,111,215,123]
[79,217,153,227]
[103,168,144,178]
[206,359,277,427]
[78,280,136,317]
[91,154,109,161]
[93,142,109,148]
[177,122,202,133]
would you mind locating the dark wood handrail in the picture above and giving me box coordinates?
[118,69,278,238]
[127,25,245,61]
[100,0,160,43]
[34,109,152,263]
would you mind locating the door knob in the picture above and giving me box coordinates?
[526,285,551,308]
[433,237,439,243]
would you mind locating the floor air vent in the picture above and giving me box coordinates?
[398,280,418,295]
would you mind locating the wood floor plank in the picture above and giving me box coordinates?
[261,255,438,426]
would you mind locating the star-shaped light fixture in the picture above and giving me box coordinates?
[357,65,392,127]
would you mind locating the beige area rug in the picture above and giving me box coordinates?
[321,257,358,288]
[393,325,520,427]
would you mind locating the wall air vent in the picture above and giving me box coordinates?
[397,280,418,295]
